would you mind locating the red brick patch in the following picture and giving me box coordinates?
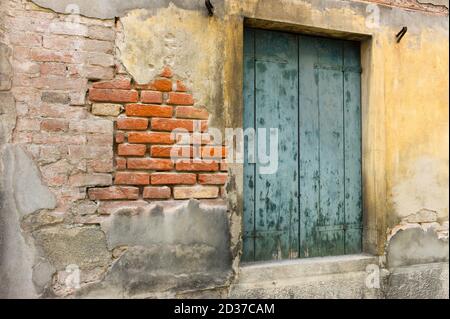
[117,144,147,156]
[198,173,228,185]
[151,173,196,185]
[167,92,194,105]
[88,186,139,200]
[143,186,171,199]
[151,118,208,132]
[115,172,149,185]
[117,117,148,130]
[93,78,131,90]
[125,104,172,117]
[127,158,173,170]
[140,91,163,104]
[176,161,219,172]
[128,132,174,144]
[89,88,138,103]
[87,69,228,201]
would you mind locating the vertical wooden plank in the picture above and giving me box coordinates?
[299,35,321,258]
[253,29,299,261]
[316,38,345,256]
[343,41,363,254]
[242,28,256,262]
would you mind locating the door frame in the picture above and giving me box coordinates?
[222,17,387,265]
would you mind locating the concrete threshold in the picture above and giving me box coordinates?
[237,254,379,284]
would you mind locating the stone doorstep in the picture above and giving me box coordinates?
[388,261,449,274]
[235,254,379,285]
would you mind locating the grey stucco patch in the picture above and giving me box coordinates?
[102,200,229,255]
[387,227,449,268]
[0,145,57,298]
[77,200,232,297]
[92,244,230,297]
[3,145,56,216]
[31,0,224,19]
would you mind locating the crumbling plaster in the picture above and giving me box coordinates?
[115,6,226,131]
[71,200,232,298]
[31,0,226,20]
[0,145,57,298]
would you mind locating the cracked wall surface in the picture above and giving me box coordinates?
[0,0,448,298]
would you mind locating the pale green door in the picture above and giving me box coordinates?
[243,28,362,262]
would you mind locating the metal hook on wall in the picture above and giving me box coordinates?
[205,0,214,17]
[396,27,408,43]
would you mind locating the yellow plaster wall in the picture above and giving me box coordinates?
[115,0,449,235]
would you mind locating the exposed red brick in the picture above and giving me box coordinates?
[89,88,138,103]
[115,172,149,185]
[125,104,172,117]
[175,80,187,92]
[92,78,131,90]
[116,157,127,170]
[151,118,208,132]
[201,146,227,159]
[167,92,194,105]
[117,117,148,130]
[220,162,228,171]
[198,173,228,185]
[160,66,173,78]
[88,186,139,200]
[150,146,193,158]
[128,132,174,144]
[173,186,219,199]
[115,131,125,144]
[41,119,68,132]
[151,173,196,185]
[127,158,173,170]
[117,144,147,156]
[151,79,172,92]
[175,106,209,120]
[140,91,163,104]
[176,161,219,172]
[175,133,211,145]
[143,186,171,199]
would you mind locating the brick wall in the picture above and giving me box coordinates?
[87,70,228,202]
[4,0,119,215]
[3,0,228,217]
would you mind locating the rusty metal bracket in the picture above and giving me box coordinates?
[205,0,214,16]
[396,27,408,43]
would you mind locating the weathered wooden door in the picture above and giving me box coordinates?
[243,28,362,262]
